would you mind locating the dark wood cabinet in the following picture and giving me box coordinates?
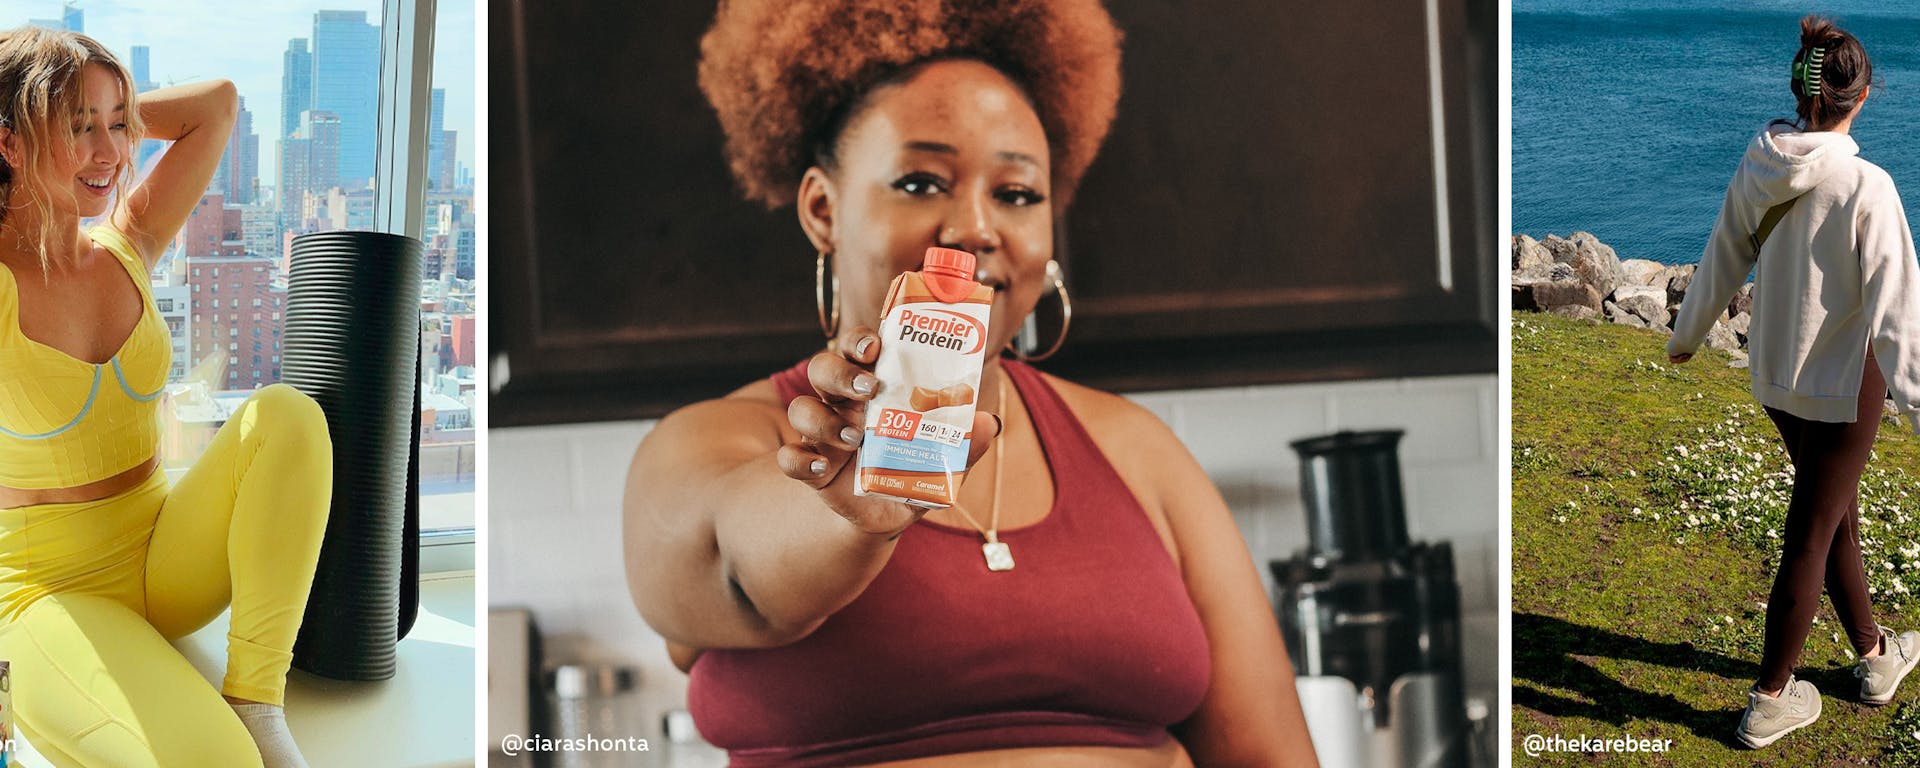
[492,0,1498,426]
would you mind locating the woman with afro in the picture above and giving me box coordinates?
[624,1,1319,765]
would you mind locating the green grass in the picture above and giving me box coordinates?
[1512,312,1920,765]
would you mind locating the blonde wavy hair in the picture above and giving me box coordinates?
[0,26,144,270]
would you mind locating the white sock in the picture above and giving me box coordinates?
[229,702,310,768]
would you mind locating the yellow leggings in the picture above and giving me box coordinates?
[0,384,331,767]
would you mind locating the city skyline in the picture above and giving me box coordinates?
[8,0,477,174]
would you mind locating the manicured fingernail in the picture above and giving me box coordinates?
[853,374,877,396]
[810,458,827,475]
[855,336,876,357]
[841,426,864,447]
[990,413,1004,435]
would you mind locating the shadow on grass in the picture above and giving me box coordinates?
[1514,611,1772,748]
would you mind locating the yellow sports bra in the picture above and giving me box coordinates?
[0,226,169,489]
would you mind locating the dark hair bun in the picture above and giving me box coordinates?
[1800,15,1844,49]
[1792,14,1871,130]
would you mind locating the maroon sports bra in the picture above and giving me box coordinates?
[685,360,1212,766]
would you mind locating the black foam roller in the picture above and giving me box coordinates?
[284,231,424,681]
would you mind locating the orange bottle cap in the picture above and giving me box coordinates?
[923,247,976,279]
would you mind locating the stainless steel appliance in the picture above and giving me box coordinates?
[1272,430,1466,768]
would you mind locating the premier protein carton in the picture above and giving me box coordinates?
[855,247,993,507]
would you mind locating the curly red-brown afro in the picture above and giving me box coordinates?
[697,0,1123,210]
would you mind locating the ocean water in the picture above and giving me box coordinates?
[1514,1,1920,265]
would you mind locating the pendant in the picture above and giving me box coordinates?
[982,541,1015,572]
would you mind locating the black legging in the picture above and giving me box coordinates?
[1757,353,1887,692]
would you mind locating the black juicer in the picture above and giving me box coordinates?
[1271,430,1466,768]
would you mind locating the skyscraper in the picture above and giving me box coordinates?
[129,46,164,174]
[300,110,341,196]
[130,46,154,92]
[426,89,460,192]
[427,89,446,190]
[437,132,459,191]
[310,11,379,189]
[63,2,81,33]
[280,39,311,141]
[223,98,260,205]
[276,109,340,236]
[277,136,311,233]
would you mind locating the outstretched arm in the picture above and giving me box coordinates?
[625,333,998,650]
[111,79,237,267]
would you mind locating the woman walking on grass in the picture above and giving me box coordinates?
[1668,15,1920,750]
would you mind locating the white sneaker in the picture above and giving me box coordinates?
[1858,625,1920,706]
[1735,676,1820,749]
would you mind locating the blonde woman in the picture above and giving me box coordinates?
[0,27,331,767]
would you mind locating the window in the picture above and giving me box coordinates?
[403,0,477,549]
[42,0,477,559]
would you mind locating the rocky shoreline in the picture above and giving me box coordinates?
[1512,232,1751,360]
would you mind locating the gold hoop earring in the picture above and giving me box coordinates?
[1013,259,1071,362]
[816,250,840,339]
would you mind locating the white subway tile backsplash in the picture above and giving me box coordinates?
[1404,464,1503,545]
[490,372,1500,746]
[1329,377,1491,465]
[567,421,653,507]
[489,431,575,515]
[1173,389,1330,477]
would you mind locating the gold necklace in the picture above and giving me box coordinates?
[948,372,1013,571]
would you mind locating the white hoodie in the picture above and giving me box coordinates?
[1669,121,1920,432]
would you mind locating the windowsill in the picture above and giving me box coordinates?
[10,573,476,767]
[423,490,476,532]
